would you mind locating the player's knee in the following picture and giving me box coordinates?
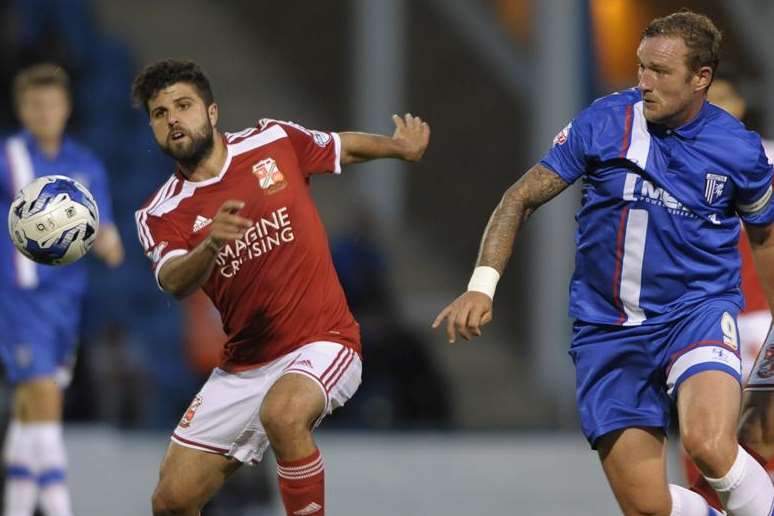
[260,398,312,440]
[682,426,736,469]
[614,482,670,516]
[151,484,196,516]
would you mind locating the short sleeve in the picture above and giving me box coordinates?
[86,160,115,225]
[539,107,594,184]
[135,210,189,289]
[736,141,774,226]
[260,119,341,177]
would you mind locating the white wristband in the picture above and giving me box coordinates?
[467,266,500,300]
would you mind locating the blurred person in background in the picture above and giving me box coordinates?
[435,10,774,515]
[132,59,429,516]
[0,63,124,516]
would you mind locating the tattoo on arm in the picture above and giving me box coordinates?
[477,164,569,273]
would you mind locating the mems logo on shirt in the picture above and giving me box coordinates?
[622,172,697,219]
[215,206,295,278]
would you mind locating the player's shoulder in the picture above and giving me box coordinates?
[568,89,640,140]
[705,103,763,149]
[588,88,642,112]
[255,117,330,144]
[61,136,104,166]
[704,104,768,171]
[572,88,640,128]
[223,118,295,156]
[136,174,180,216]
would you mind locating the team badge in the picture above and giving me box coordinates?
[252,158,287,195]
[704,173,727,205]
[179,394,203,429]
[552,122,572,146]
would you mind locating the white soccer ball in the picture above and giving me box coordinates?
[8,175,99,265]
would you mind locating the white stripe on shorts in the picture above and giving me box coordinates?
[666,346,741,396]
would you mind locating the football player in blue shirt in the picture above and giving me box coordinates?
[0,64,124,516]
[435,10,774,515]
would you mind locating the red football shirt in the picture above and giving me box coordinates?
[135,119,361,371]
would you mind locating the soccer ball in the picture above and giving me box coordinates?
[8,175,99,265]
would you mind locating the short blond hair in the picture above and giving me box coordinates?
[13,63,71,107]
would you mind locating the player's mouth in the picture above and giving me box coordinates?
[169,129,187,142]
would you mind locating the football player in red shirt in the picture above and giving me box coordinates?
[132,59,430,516]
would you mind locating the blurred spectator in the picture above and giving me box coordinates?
[331,206,451,428]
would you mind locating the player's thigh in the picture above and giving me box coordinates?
[260,342,361,432]
[260,372,327,432]
[154,441,240,508]
[597,427,670,516]
[677,370,740,442]
[570,321,672,447]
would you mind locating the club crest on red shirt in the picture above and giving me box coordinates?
[179,394,203,429]
[252,158,287,194]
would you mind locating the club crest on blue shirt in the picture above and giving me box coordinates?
[704,173,727,205]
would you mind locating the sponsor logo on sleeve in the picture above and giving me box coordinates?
[311,130,331,147]
[553,122,572,146]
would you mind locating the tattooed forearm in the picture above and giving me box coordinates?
[476,164,569,273]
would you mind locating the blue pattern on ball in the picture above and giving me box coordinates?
[29,178,97,219]
[23,223,92,264]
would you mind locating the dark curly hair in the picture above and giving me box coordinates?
[131,59,214,112]
[643,9,722,77]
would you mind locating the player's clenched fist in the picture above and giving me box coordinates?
[206,200,254,249]
[392,113,430,162]
[432,291,493,343]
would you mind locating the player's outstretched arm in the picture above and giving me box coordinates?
[158,200,253,299]
[432,164,569,343]
[339,113,430,165]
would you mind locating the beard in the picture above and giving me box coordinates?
[161,122,215,171]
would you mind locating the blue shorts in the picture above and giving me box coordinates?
[0,290,81,385]
[570,299,742,448]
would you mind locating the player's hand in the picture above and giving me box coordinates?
[432,291,493,343]
[392,113,430,162]
[93,224,124,268]
[206,200,253,249]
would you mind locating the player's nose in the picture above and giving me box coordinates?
[638,71,653,92]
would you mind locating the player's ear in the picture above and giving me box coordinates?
[695,66,713,93]
[208,103,218,127]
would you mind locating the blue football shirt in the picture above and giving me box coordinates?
[0,131,115,298]
[541,88,774,326]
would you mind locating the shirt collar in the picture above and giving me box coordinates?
[647,100,710,139]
